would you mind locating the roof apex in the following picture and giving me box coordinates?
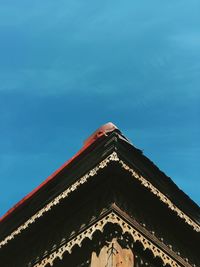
[83,122,118,147]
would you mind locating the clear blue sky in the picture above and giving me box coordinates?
[0,0,199,216]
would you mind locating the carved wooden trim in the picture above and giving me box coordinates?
[32,211,192,267]
[0,152,199,249]
[118,159,200,232]
[0,152,119,248]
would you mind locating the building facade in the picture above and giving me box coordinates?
[0,123,199,267]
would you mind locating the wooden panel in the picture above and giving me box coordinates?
[91,238,134,267]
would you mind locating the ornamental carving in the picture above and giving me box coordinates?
[1,152,199,250]
[32,211,191,267]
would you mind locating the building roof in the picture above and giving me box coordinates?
[0,122,118,224]
[0,122,200,243]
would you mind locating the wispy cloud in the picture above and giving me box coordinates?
[170,32,200,50]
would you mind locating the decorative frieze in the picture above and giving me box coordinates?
[32,211,191,267]
[0,152,199,250]
[0,152,119,248]
[118,159,200,232]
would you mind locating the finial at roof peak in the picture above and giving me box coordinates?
[83,122,118,147]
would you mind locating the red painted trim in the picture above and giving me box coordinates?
[0,123,118,223]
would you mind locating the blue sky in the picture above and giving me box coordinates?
[0,0,200,216]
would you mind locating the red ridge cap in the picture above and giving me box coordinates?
[0,122,118,223]
[84,122,118,146]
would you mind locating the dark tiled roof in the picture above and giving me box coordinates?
[0,122,199,235]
